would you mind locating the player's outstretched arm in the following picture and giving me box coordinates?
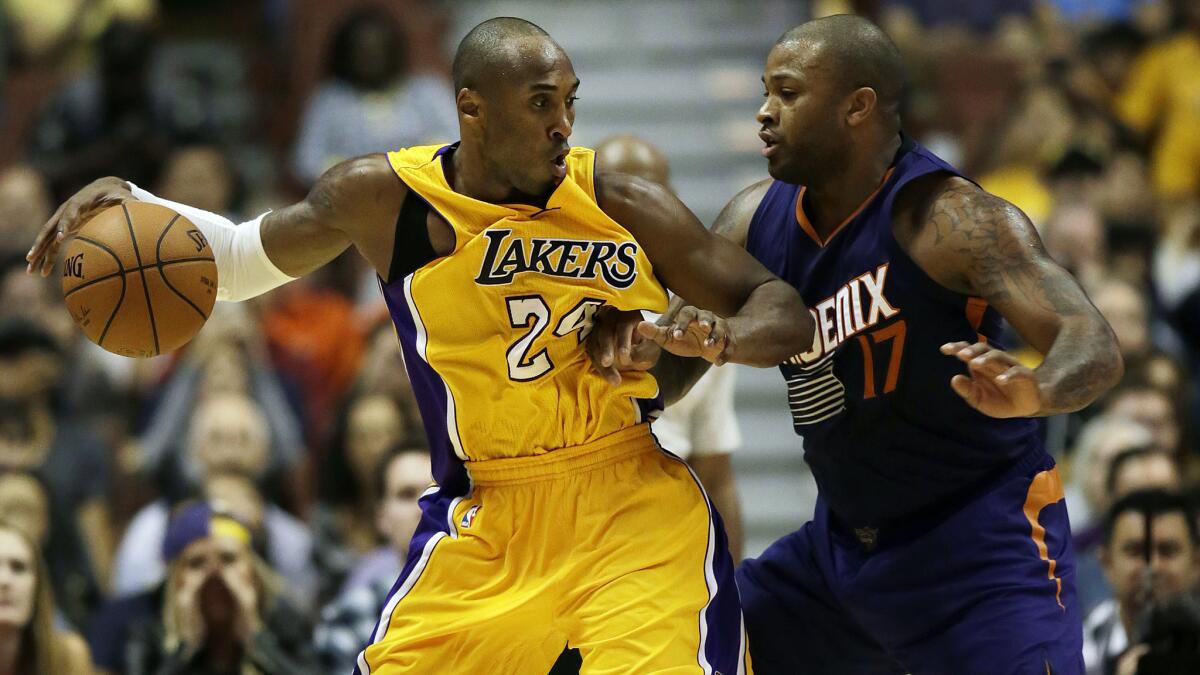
[27,155,400,302]
[919,178,1123,417]
[597,172,813,369]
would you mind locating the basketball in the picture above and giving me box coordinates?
[60,202,218,358]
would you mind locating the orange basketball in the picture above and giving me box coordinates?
[61,202,218,358]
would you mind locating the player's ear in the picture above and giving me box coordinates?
[845,87,877,127]
[458,88,482,122]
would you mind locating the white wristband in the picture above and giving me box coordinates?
[127,182,296,302]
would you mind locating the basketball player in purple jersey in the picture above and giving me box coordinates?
[598,14,1122,674]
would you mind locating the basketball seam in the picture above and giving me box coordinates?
[74,235,127,347]
[61,256,215,299]
[154,214,211,321]
[122,203,160,356]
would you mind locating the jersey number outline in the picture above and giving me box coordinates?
[505,296,605,381]
[855,318,906,398]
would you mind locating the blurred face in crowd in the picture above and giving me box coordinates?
[464,36,578,199]
[377,452,430,555]
[1091,280,1148,358]
[0,168,51,254]
[204,474,266,538]
[348,21,400,89]
[1111,454,1182,501]
[1103,511,1199,611]
[158,147,234,216]
[1106,388,1180,455]
[198,342,251,400]
[174,534,255,627]
[0,269,76,349]
[191,395,270,479]
[1080,418,1155,512]
[0,530,36,630]
[1042,206,1105,281]
[758,38,850,185]
[0,475,49,548]
[0,350,59,405]
[348,395,406,487]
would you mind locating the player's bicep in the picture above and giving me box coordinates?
[940,186,1097,353]
[598,173,774,316]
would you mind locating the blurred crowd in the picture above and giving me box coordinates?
[0,0,1195,673]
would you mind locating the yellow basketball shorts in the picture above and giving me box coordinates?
[353,424,752,674]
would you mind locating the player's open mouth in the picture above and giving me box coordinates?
[759,130,780,157]
[551,152,568,179]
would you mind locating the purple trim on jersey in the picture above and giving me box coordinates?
[702,499,748,673]
[379,277,471,496]
[352,488,456,675]
[635,392,665,423]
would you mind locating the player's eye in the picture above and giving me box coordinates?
[566,96,579,107]
[532,97,547,109]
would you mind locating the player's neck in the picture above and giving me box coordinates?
[448,144,550,208]
[803,134,900,239]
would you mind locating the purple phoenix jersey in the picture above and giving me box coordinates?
[737,136,1082,674]
[745,135,1044,527]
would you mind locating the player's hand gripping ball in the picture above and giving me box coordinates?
[60,202,218,358]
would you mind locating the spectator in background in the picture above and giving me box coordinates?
[123,502,319,675]
[0,520,92,673]
[1090,279,1151,361]
[112,394,316,611]
[256,277,367,446]
[355,318,419,425]
[1067,414,1156,542]
[0,473,51,555]
[1154,203,1200,368]
[1101,374,1182,457]
[1070,415,1161,615]
[5,0,155,68]
[594,134,745,560]
[1114,0,1200,202]
[0,318,112,629]
[290,5,458,186]
[1082,489,1200,675]
[1107,448,1182,499]
[314,444,429,671]
[0,255,133,445]
[136,304,304,503]
[25,19,172,200]
[156,146,241,219]
[312,390,412,600]
[0,167,52,260]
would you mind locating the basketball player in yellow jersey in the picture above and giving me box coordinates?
[30,17,814,674]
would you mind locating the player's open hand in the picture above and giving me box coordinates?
[26,176,132,277]
[586,307,660,385]
[639,305,734,366]
[940,341,1044,418]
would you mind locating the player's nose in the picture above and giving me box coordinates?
[757,98,777,126]
[551,111,572,140]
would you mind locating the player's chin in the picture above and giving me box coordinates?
[765,158,803,184]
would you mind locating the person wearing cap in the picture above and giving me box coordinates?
[122,502,318,675]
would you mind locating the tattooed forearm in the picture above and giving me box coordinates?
[928,180,1123,414]
[1037,333,1124,415]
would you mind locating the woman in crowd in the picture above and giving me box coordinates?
[0,519,92,674]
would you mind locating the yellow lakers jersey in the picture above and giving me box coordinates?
[379,144,667,488]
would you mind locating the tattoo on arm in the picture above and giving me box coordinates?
[930,181,1122,414]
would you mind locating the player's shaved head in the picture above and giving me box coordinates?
[452,17,558,93]
[595,135,671,189]
[777,14,904,128]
